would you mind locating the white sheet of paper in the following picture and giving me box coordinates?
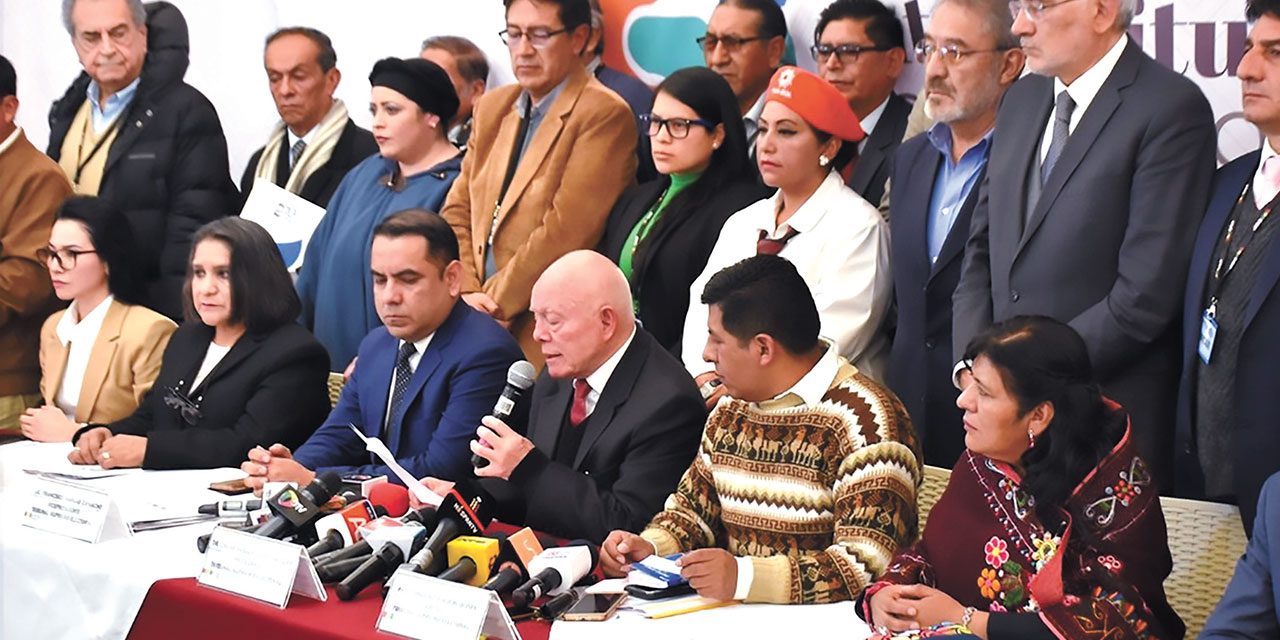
[347,425,442,507]
[20,442,142,480]
[239,178,327,271]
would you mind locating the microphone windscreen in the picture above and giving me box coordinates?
[507,361,537,389]
[446,536,502,587]
[368,483,409,518]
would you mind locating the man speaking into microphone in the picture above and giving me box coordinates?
[417,251,706,543]
[239,211,523,489]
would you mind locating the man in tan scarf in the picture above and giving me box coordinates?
[239,27,377,209]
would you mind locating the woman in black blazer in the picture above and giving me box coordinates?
[70,218,331,470]
[598,67,770,354]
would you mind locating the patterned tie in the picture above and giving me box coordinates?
[1040,90,1075,184]
[289,139,307,169]
[1256,156,1280,209]
[569,379,591,427]
[756,227,800,256]
[384,341,417,435]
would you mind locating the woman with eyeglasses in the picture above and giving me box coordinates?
[69,218,331,470]
[19,197,176,443]
[679,66,892,404]
[296,57,461,372]
[598,67,769,354]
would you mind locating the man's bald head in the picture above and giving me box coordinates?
[530,251,636,379]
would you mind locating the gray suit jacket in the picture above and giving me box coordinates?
[951,39,1216,484]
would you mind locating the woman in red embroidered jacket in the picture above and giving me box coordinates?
[864,315,1183,639]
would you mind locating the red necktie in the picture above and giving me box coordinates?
[840,144,860,184]
[757,227,800,256]
[569,379,590,427]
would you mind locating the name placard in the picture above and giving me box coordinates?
[378,568,520,640]
[20,475,124,543]
[197,526,326,609]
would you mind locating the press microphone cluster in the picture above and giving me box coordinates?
[195,472,343,553]
[482,527,544,594]
[511,542,600,608]
[472,361,536,468]
[402,482,494,577]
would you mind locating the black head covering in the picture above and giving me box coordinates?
[369,57,459,122]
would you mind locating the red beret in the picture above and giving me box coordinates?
[765,66,864,142]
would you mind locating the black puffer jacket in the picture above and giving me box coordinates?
[47,1,238,319]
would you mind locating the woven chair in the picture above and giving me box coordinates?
[917,464,952,532]
[1159,495,1247,637]
[326,372,345,408]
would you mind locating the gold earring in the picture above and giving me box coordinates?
[818,155,830,167]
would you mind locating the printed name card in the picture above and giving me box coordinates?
[378,568,520,640]
[20,475,127,543]
[197,526,326,609]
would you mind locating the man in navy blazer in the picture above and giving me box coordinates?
[886,0,1022,467]
[1175,0,1280,534]
[240,210,522,488]
[584,0,657,183]
[1201,472,1280,637]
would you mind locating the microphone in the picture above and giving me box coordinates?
[196,521,264,553]
[335,524,427,600]
[254,472,343,540]
[306,501,383,558]
[197,498,262,517]
[404,482,494,576]
[482,527,544,594]
[512,542,600,608]
[472,360,536,468]
[439,536,501,586]
[316,554,373,583]
[368,483,410,518]
[314,502,436,566]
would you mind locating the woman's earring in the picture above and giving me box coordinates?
[1027,428,1037,448]
[818,155,830,167]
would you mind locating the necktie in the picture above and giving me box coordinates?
[569,379,591,427]
[289,139,307,169]
[757,226,800,255]
[1040,90,1075,184]
[384,341,417,436]
[1257,156,1280,209]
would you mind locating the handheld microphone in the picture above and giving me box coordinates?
[254,472,343,540]
[335,525,428,600]
[197,499,262,517]
[316,554,373,583]
[482,527,545,593]
[405,482,494,575]
[472,361,536,468]
[439,536,502,586]
[512,542,600,608]
[306,501,382,558]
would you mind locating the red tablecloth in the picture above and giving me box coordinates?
[126,578,551,640]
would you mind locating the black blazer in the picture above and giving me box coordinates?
[106,321,331,469]
[238,119,379,210]
[887,133,981,467]
[480,328,706,543]
[598,179,771,354]
[846,92,911,208]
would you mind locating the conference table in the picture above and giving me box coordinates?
[0,440,873,639]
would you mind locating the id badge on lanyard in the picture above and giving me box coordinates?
[1199,307,1218,364]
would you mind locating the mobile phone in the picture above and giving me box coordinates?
[561,593,626,621]
[624,582,695,600]
[208,477,253,496]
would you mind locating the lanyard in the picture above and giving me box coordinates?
[1207,181,1274,317]
[73,112,123,186]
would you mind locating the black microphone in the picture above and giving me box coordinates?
[316,554,373,583]
[482,527,544,594]
[254,472,343,540]
[437,557,477,583]
[512,542,600,608]
[335,526,427,600]
[196,521,264,553]
[472,360,536,468]
[306,504,386,558]
[405,481,494,575]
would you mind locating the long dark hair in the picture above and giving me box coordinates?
[634,67,754,262]
[54,196,147,306]
[962,315,1126,533]
[182,218,300,335]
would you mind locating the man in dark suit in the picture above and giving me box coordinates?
[239,211,523,488]
[431,250,706,543]
[1201,471,1280,637]
[1176,0,1280,534]
[951,0,1217,486]
[585,0,657,182]
[421,35,489,151]
[239,27,377,209]
[702,0,787,161]
[887,0,1022,467]
[813,0,911,207]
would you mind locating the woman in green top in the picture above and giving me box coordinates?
[598,67,770,355]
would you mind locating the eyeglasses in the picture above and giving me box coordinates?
[499,27,569,49]
[914,41,1012,64]
[37,247,97,270]
[1008,0,1082,23]
[697,34,766,52]
[163,386,203,426]
[639,114,714,139]
[811,42,896,64]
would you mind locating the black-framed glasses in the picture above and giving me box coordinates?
[163,386,203,426]
[697,34,766,52]
[1008,0,1082,22]
[639,114,714,139]
[914,41,1013,64]
[810,42,896,64]
[37,247,97,270]
[499,27,569,49]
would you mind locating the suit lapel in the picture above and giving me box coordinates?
[1245,185,1280,330]
[899,145,939,283]
[573,331,647,469]
[362,332,398,441]
[385,303,466,450]
[75,300,128,422]
[626,181,675,288]
[529,376,571,451]
[1004,77,1053,245]
[190,331,264,398]
[931,165,986,280]
[44,316,71,408]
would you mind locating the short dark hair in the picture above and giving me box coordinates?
[183,218,301,335]
[504,0,591,33]
[421,35,490,85]
[815,0,905,51]
[265,27,338,72]
[701,255,820,355]
[721,0,788,40]
[373,209,461,270]
[0,55,14,99]
[813,128,860,172]
[1248,0,1280,21]
[54,197,147,306]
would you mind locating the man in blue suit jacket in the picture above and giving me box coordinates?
[1201,472,1280,637]
[1175,0,1280,535]
[584,0,657,182]
[240,210,522,487]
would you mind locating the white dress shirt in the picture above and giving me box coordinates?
[1253,136,1280,201]
[858,96,890,154]
[191,342,232,392]
[1037,34,1128,164]
[54,296,114,418]
[577,327,636,418]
